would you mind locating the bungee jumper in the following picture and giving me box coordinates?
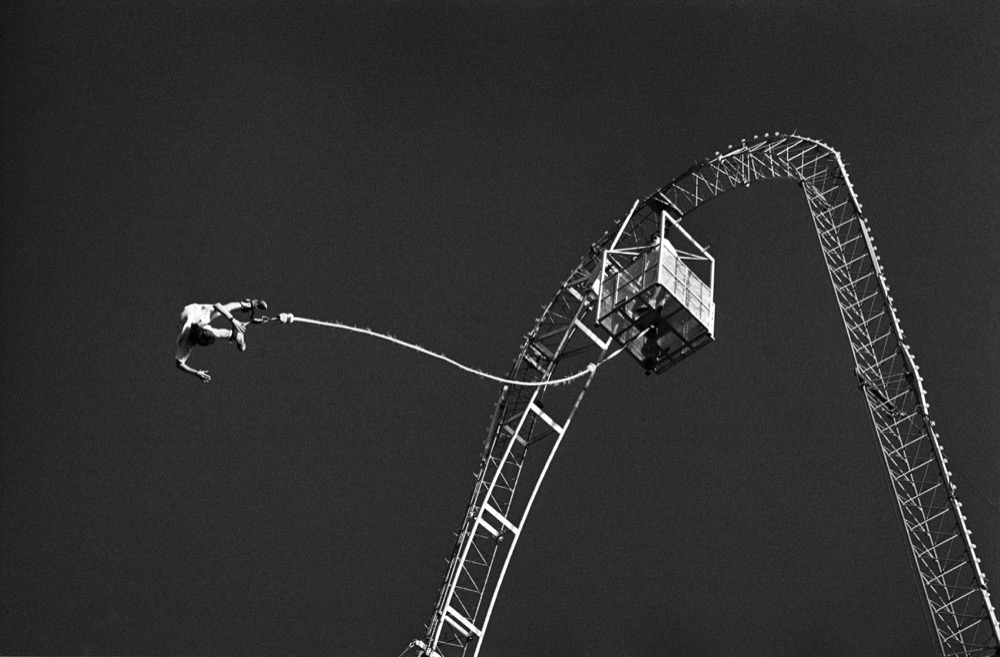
[175,299,269,382]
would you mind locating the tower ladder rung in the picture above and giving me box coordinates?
[842,287,880,312]
[414,640,445,657]
[819,214,858,239]
[938,619,981,647]
[899,482,943,508]
[827,238,867,270]
[524,352,546,374]
[893,457,934,482]
[502,409,528,436]
[483,502,518,536]
[477,516,500,538]
[933,588,980,618]
[906,507,953,534]
[924,561,969,587]
[886,432,926,459]
[916,533,960,559]
[499,421,528,447]
[528,402,565,436]
[885,411,920,433]
[574,317,611,350]
[445,604,482,638]
[530,341,557,361]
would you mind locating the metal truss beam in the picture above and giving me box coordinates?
[637,134,999,656]
[409,134,999,657]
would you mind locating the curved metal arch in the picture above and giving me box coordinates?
[414,134,999,657]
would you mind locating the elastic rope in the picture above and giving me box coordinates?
[953,466,1000,516]
[278,313,619,387]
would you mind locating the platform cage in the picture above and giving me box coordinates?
[596,208,715,374]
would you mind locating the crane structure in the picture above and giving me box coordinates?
[409,134,999,657]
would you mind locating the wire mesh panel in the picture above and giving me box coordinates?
[597,238,715,374]
[661,247,715,333]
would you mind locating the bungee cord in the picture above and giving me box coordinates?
[273,313,622,387]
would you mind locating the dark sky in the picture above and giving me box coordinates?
[2,2,998,656]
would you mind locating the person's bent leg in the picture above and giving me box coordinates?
[216,301,245,314]
[201,326,231,340]
[202,325,245,351]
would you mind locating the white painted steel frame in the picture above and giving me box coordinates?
[419,258,614,657]
[411,134,999,657]
[644,134,999,656]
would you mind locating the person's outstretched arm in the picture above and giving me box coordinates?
[213,302,247,335]
[175,322,211,383]
[176,358,211,383]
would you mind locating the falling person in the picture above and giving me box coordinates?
[175,299,267,382]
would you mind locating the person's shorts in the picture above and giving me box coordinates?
[190,324,217,346]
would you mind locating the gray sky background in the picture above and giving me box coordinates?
[2,2,998,656]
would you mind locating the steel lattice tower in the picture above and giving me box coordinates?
[407,134,999,657]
